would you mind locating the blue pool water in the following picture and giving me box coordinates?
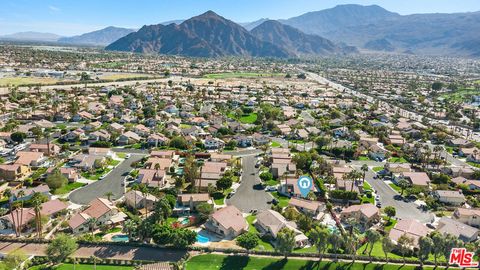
[196,234,210,243]
[111,234,129,242]
[181,218,189,225]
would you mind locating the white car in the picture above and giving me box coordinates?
[126,154,131,158]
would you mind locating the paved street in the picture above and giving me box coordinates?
[0,241,187,262]
[226,155,271,212]
[364,170,434,223]
[69,154,144,204]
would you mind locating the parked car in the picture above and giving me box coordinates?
[265,186,277,192]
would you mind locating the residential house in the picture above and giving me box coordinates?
[288,197,325,220]
[12,184,51,202]
[389,219,431,247]
[433,190,466,206]
[147,133,169,147]
[340,204,380,227]
[15,151,47,167]
[437,217,479,242]
[0,164,30,181]
[174,193,211,215]
[118,131,142,145]
[29,144,60,156]
[398,172,430,188]
[205,205,247,238]
[124,190,156,211]
[68,198,126,234]
[137,169,166,188]
[453,208,480,228]
[255,210,309,248]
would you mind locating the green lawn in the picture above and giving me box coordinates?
[29,264,134,270]
[108,159,121,167]
[81,168,112,180]
[203,72,286,79]
[440,87,478,103]
[388,183,402,193]
[383,218,397,232]
[363,181,372,191]
[388,157,408,163]
[358,156,371,161]
[271,192,290,208]
[116,153,127,159]
[246,215,275,251]
[185,254,442,270]
[53,182,86,195]
[214,188,233,205]
[270,141,281,148]
[227,112,258,124]
[264,179,279,186]
[287,139,305,144]
[373,166,384,172]
[467,161,480,168]
[357,241,445,263]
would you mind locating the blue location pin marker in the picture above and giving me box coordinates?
[297,176,313,198]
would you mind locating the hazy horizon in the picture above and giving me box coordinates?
[1,0,479,36]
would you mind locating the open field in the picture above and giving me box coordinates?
[439,88,477,102]
[185,254,443,270]
[203,72,286,79]
[99,73,153,81]
[227,112,258,124]
[0,77,58,86]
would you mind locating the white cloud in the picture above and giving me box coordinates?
[48,5,60,12]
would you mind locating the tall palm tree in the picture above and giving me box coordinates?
[31,192,44,238]
[4,189,18,236]
[17,190,25,237]
[360,164,368,183]
[87,218,97,236]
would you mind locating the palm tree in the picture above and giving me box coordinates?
[90,255,101,270]
[365,229,381,262]
[31,192,44,238]
[86,218,97,236]
[308,226,329,264]
[17,190,25,236]
[122,219,136,240]
[328,233,343,261]
[104,191,114,202]
[360,164,368,183]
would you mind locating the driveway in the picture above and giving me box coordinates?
[364,170,434,223]
[69,154,145,204]
[226,155,271,212]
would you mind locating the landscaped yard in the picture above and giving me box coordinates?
[373,166,384,172]
[108,159,121,167]
[388,183,402,193]
[467,161,480,168]
[383,217,397,231]
[440,87,478,103]
[271,191,290,208]
[116,153,127,159]
[227,112,258,124]
[358,156,371,161]
[203,72,285,79]
[388,157,408,163]
[246,215,275,251]
[213,188,233,205]
[185,254,443,270]
[270,141,281,148]
[53,182,86,195]
[81,168,112,180]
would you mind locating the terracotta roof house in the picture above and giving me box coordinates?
[15,151,46,167]
[29,143,60,156]
[174,193,211,215]
[255,210,308,247]
[340,204,380,227]
[389,219,430,247]
[288,197,325,220]
[205,205,247,239]
[124,190,156,211]
[137,169,166,188]
[399,172,430,187]
[433,190,466,206]
[0,164,30,181]
[68,198,125,234]
[437,217,479,242]
[453,208,480,228]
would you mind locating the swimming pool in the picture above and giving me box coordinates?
[111,234,129,242]
[181,218,189,225]
[196,234,210,244]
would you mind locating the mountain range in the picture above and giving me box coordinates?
[280,4,480,57]
[58,26,135,46]
[3,4,480,57]
[0,31,61,42]
[106,11,350,57]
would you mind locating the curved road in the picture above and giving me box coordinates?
[69,154,144,205]
[226,155,271,212]
[364,170,434,223]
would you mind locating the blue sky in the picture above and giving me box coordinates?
[1,0,479,36]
